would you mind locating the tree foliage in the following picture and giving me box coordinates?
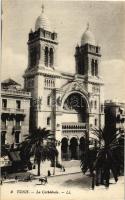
[20,128,58,176]
[81,128,124,188]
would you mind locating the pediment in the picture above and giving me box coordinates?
[61,81,88,97]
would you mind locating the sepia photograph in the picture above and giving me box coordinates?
[1,0,125,200]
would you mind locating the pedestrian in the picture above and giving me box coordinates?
[63,167,65,172]
[92,172,95,190]
[15,176,18,182]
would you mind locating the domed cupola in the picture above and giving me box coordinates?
[81,23,96,46]
[35,4,52,32]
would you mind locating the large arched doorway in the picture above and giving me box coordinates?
[79,137,86,157]
[61,138,68,160]
[61,91,89,160]
[70,137,78,160]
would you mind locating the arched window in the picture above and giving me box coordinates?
[47,117,51,126]
[47,96,51,106]
[50,48,54,67]
[51,80,53,87]
[90,100,93,108]
[101,104,103,112]
[95,118,97,126]
[91,59,94,76]
[46,79,48,86]
[95,60,98,76]
[48,80,50,87]
[45,47,48,67]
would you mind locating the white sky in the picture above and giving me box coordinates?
[1,0,125,101]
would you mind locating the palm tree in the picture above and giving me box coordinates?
[81,128,124,188]
[20,127,58,176]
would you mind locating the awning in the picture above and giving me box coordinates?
[9,151,21,161]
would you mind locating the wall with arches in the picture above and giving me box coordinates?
[61,136,86,160]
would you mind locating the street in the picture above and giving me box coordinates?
[1,172,124,200]
[48,172,92,189]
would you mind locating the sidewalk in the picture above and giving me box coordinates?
[28,160,81,177]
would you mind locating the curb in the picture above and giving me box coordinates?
[48,171,81,178]
[31,171,82,180]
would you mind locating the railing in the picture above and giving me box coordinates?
[2,107,24,114]
[16,109,24,113]
[13,125,21,130]
[62,122,87,133]
[1,89,31,97]
[2,107,10,112]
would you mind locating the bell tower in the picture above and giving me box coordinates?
[75,24,101,78]
[24,4,59,131]
[74,24,104,131]
[27,4,58,70]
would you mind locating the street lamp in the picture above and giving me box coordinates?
[53,139,60,175]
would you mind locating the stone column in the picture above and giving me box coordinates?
[76,140,80,160]
[67,142,70,161]
[67,140,71,160]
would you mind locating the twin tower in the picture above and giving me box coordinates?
[25,6,101,79]
[24,5,104,161]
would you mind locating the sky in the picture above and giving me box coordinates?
[1,0,125,102]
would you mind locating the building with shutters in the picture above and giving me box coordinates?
[1,78,31,148]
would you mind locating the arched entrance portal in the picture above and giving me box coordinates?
[70,137,78,160]
[79,137,86,157]
[61,91,89,160]
[61,138,68,160]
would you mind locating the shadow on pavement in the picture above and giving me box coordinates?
[61,176,92,189]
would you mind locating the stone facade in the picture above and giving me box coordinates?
[1,79,31,147]
[23,6,104,162]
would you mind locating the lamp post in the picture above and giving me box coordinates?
[51,88,57,175]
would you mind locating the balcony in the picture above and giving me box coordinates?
[13,125,21,131]
[1,88,31,97]
[15,108,24,114]
[2,107,10,113]
[62,122,87,133]
[2,107,24,114]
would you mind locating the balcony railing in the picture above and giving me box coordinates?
[16,109,24,113]
[62,122,87,133]
[2,107,24,114]
[2,89,31,97]
[2,107,10,112]
[13,125,21,131]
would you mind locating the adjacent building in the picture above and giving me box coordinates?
[23,5,105,162]
[105,100,125,142]
[1,79,31,147]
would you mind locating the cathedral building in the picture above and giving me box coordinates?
[23,5,104,162]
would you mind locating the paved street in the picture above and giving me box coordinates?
[1,171,124,200]
[1,160,124,200]
[48,172,92,189]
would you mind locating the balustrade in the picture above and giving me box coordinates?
[62,122,87,133]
